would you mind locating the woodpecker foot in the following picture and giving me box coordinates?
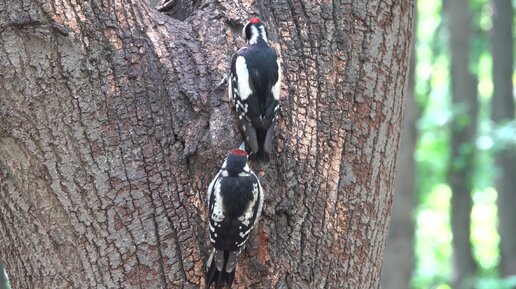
[216,74,228,88]
[156,0,178,12]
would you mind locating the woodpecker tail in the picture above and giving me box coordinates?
[206,249,237,289]
[249,127,271,162]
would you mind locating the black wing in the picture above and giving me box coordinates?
[209,174,262,252]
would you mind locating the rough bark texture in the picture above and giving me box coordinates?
[445,0,478,287]
[0,0,414,288]
[491,0,516,280]
[381,38,416,289]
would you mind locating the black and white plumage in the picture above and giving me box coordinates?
[205,149,264,289]
[229,18,281,162]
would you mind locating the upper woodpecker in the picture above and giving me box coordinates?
[205,149,264,289]
[229,18,281,162]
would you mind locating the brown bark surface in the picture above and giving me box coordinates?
[381,40,416,289]
[445,0,478,287]
[0,0,414,288]
[491,0,516,280]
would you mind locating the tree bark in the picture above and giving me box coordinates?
[381,34,416,289]
[490,0,516,280]
[445,0,478,287]
[0,0,414,288]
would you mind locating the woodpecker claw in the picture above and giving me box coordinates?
[216,74,228,88]
[156,0,178,12]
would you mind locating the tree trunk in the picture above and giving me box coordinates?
[381,35,417,289]
[490,0,516,280]
[445,0,478,287]
[0,0,414,288]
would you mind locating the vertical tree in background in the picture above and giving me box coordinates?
[381,38,417,289]
[445,0,479,287]
[490,0,516,280]
[444,0,478,288]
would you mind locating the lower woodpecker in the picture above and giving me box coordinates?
[205,149,264,288]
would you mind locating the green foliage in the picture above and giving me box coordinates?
[411,0,507,288]
[469,0,491,74]
[414,0,451,205]
[471,188,499,271]
[491,120,516,151]
[412,185,453,289]
[475,275,516,289]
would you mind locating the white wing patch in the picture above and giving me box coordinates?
[272,59,282,101]
[235,56,253,101]
[255,180,264,226]
[237,182,260,226]
[211,179,225,223]
[207,172,219,205]
[239,227,253,238]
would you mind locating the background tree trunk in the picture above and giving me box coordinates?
[445,0,478,287]
[381,36,417,289]
[0,0,414,288]
[490,0,516,280]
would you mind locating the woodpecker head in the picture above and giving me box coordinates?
[224,149,250,176]
[243,17,268,45]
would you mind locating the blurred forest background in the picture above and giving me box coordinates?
[382,0,515,289]
[0,0,514,289]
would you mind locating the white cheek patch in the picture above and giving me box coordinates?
[249,25,259,45]
[242,24,248,39]
[235,56,253,101]
[238,171,251,177]
[272,60,282,101]
[259,26,268,43]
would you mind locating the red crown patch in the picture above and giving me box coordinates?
[249,18,261,24]
[230,149,247,156]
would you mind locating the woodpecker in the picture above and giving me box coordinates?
[229,18,281,162]
[205,149,264,289]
